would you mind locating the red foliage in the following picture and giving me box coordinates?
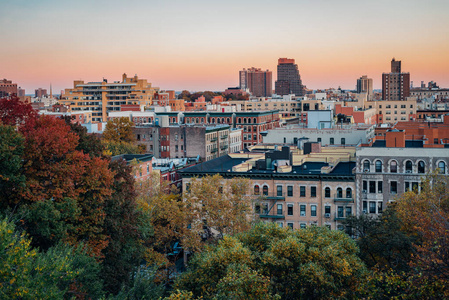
[0,96,38,127]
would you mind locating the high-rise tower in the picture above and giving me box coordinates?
[356,75,373,99]
[275,58,304,96]
[239,67,272,97]
[382,58,410,101]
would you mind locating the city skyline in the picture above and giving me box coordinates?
[1,0,448,93]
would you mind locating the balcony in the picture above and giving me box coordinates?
[211,148,218,153]
[257,192,285,201]
[259,214,285,219]
[335,212,352,221]
[220,144,228,150]
[221,135,228,139]
[334,193,354,203]
[210,137,218,142]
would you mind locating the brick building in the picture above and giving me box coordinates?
[382,58,410,101]
[0,79,18,97]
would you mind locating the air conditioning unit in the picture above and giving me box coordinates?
[362,190,367,194]
[324,213,330,218]
[405,170,412,174]
[362,209,367,214]
[364,168,369,173]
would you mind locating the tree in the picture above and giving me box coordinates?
[175,223,367,300]
[103,117,135,144]
[61,116,105,157]
[394,174,449,296]
[101,159,150,295]
[343,208,414,272]
[0,125,25,209]
[0,96,38,127]
[0,218,103,299]
[184,175,253,245]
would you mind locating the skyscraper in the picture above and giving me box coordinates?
[382,58,410,101]
[275,58,304,96]
[239,67,272,97]
[356,75,373,99]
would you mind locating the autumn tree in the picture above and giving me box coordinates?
[0,96,38,127]
[175,222,367,299]
[184,174,253,245]
[103,117,135,144]
[61,116,105,157]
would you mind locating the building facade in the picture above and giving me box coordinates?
[61,73,159,122]
[0,79,18,97]
[275,58,304,96]
[356,75,373,99]
[382,58,410,101]
[239,67,272,97]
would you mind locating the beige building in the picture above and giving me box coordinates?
[372,98,417,123]
[61,73,159,122]
[180,144,356,230]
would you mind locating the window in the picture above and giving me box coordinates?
[390,161,397,173]
[311,186,317,197]
[363,201,368,213]
[341,138,345,145]
[363,160,370,172]
[330,138,334,145]
[369,201,376,214]
[369,181,376,194]
[390,181,397,194]
[405,160,413,173]
[377,202,383,214]
[378,181,383,193]
[287,223,294,229]
[363,180,367,192]
[345,207,352,217]
[346,188,352,198]
[317,137,322,143]
[277,185,283,196]
[337,206,344,218]
[300,205,306,216]
[325,206,331,214]
[300,223,306,229]
[287,185,293,197]
[287,204,293,216]
[438,161,446,174]
[324,187,330,198]
[263,204,268,214]
[255,204,260,214]
[375,160,382,172]
[300,186,306,197]
[311,205,317,217]
[418,161,425,174]
[277,204,283,215]
[337,187,343,198]
[263,185,268,195]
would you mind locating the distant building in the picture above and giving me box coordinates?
[239,67,272,97]
[18,87,26,97]
[111,154,154,182]
[382,58,410,101]
[275,58,304,96]
[356,75,373,99]
[35,88,47,98]
[0,78,18,97]
[60,73,159,122]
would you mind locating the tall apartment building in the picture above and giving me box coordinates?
[356,75,373,99]
[239,67,272,97]
[382,58,410,101]
[0,79,18,97]
[61,73,159,122]
[35,88,47,98]
[275,58,304,96]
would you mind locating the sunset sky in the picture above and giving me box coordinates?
[1,0,448,93]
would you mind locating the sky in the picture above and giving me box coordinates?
[1,0,448,93]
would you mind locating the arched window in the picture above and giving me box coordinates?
[390,160,397,173]
[212,118,215,124]
[227,118,230,123]
[337,187,343,198]
[244,118,247,124]
[238,118,242,124]
[363,160,370,172]
[254,185,260,195]
[346,188,352,198]
[217,118,221,124]
[438,161,446,174]
[325,187,331,198]
[254,118,257,124]
[405,160,413,173]
[222,118,225,123]
[201,117,204,123]
[418,161,425,174]
[247,118,251,124]
[262,185,268,196]
[375,160,382,173]
[196,118,199,123]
